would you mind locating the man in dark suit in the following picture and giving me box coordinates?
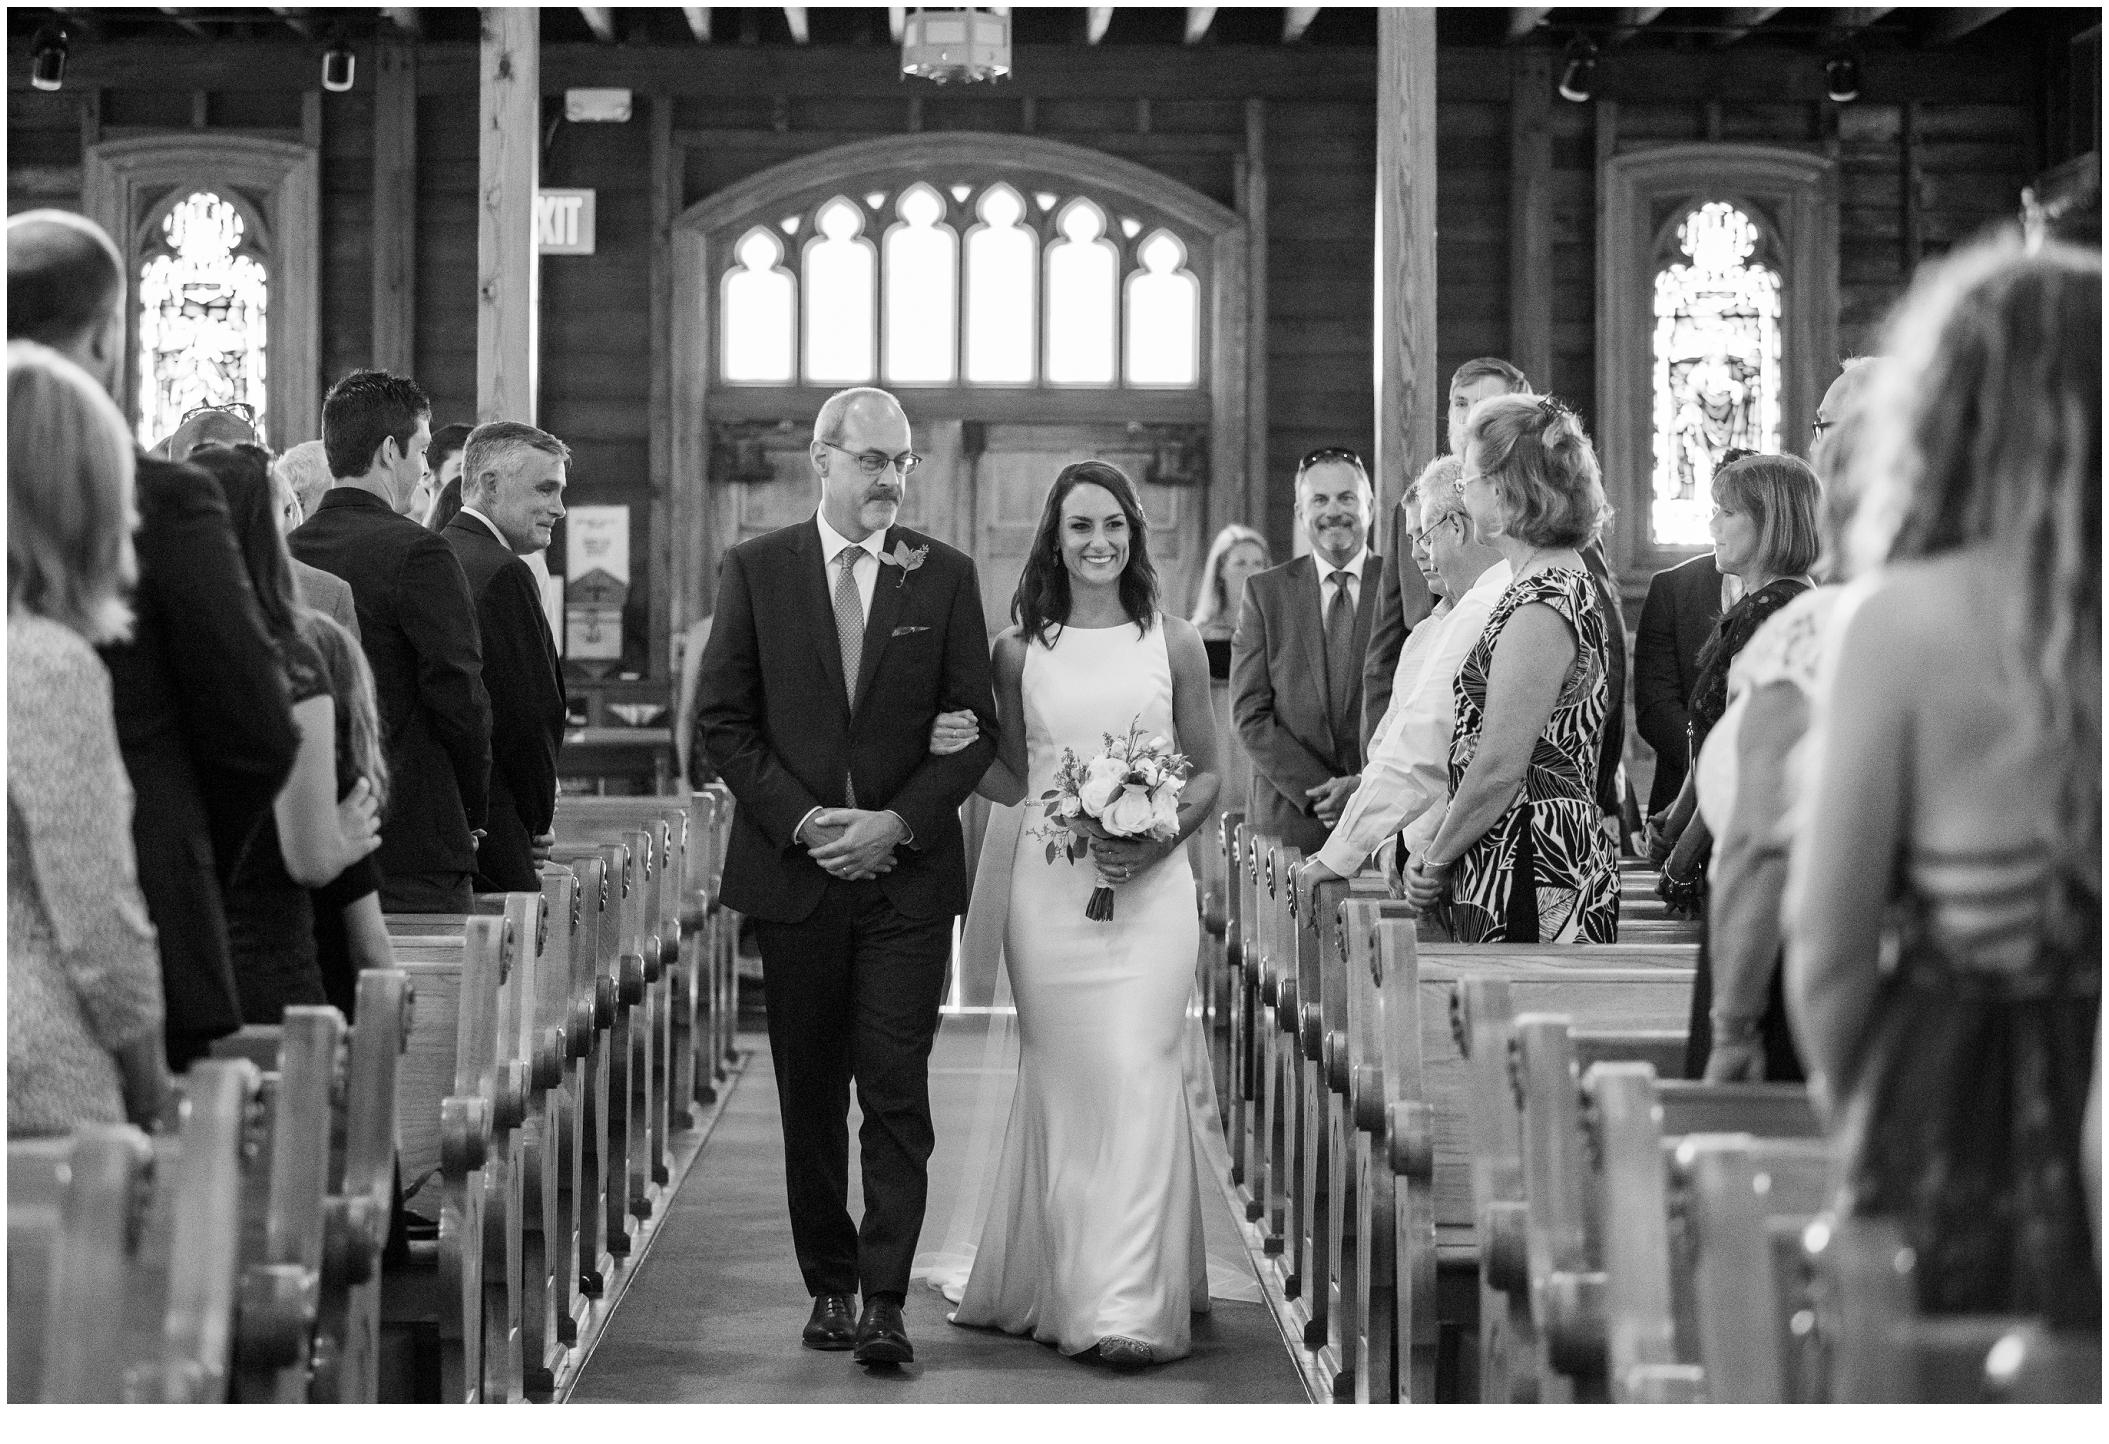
[6,210,299,1068]
[697,386,997,1366]
[1361,356,1531,745]
[291,370,492,914]
[1233,448,1380,856]
[1634,552,1731,818]
[442,421,569,894]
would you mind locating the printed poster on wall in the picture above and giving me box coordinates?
[564,505,629,662]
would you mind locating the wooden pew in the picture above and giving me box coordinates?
[1217,812,1249,1189]
[1256,839,1302,1274]
[8,1059,259,1402]
[703,782,740,1087]
[681,788,727,1104]
[550,850,620,1305]
[1229,820,1261,1199]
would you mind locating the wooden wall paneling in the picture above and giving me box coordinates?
[1509,49,1554,389]
[372,43,417,375]
[302,89,322,150]
[1902,99,1923,273]
[1241,98,1269,542]
[1374,8,1439,522]
[650,93,676,675]
[476,7,539,424]
[671,199,712,632]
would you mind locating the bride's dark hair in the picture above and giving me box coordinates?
[1012,459,1160,646]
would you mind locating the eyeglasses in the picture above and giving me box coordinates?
[1451,468,1484,497]
[1809,418,1835,441]
[178,400,256,426]
[1295,446,1368,479]
[821,440,921,476]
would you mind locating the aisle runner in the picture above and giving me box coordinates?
[566,1023,1305,1404]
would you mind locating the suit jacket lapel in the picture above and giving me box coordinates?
[1351,553,1381,662]
[851,528,905,717]
[795,520,851,717]
[1287,554,1329,708]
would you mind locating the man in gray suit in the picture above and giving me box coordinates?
[1231,448,1380,855]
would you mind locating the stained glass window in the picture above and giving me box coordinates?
[1044,199,1117,385]
[1124,230,1198,387]
[722,227,796,383]
[963,184,1036,384]
[883,184,958,385]
[1651,201,1782,546]
[803,197,876,384]
[137,191,267,449]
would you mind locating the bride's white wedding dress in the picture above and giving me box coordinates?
[947,615,1210,1362]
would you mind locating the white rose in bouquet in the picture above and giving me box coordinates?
[1079,756,1127,815]
[1103,784,1158,836]
[1148,787,1180,837]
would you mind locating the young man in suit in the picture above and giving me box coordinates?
[291,370,492,914]
[6,209,299,1069]
[1635,551,1732,819]
[697,386,998,1366]
[442,421,569,894]
[1232,448,1380,856]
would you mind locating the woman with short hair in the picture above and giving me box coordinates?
[1400,393,1621,944]
[7,341,167,1136]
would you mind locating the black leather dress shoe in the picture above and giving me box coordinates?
[802,1294,857,1350]
[852,1297,914,1365]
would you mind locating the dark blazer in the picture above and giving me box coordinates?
[290,488,492,882]
[1231,552,1381,855]
[1360,500,1437,746]
[1635,552,1725,816]
[99,452,299,1049]
[696,519,998,925]
[1578,539,1630,819]
[443,513,565,893]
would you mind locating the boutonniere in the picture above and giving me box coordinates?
[877,541,929,588]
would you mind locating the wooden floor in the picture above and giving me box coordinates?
[566,1017,1309,1404]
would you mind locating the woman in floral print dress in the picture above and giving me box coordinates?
[1402,393,1620,944]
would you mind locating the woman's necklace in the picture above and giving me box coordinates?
[1518,545,1550,577]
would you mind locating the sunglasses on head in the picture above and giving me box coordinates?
[178,400,257,426]
[1295,446,1368,479]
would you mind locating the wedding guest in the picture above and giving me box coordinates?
[7,342,166,1136]
[1400,395,1619,943]
[1233,448,1379,854]
[1189,523,1268,838]
[8,208,296,1068]
[442,420,569,892]
[423,422,473,532]
[299,609,396,1020]
[1787,237,2099,1324]
[190,443,382,1022]
[267,442,360,640]
[1636,546,1735,821]
[1695,361,1888,1082]
[277,438,335,520]
[292,370,490,914]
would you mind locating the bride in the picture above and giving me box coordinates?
[927,459,1222,1368]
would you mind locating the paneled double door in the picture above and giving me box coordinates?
[707,419,1208,642]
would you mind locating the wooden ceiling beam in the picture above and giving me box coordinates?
[1711,7,1783,47]
[681,7,710,43]
[269,7,315,38]
[158,7,211,38]
[1184,7,1217,45]
[1922,8,2009,45]
[578,7,617,44]
[1086,7,1113,45]
[783,7,809,45]
[1508,7,1554,43]
[1828,7,1896,31]
[1283,8,1320,44]
[381,7,422,39]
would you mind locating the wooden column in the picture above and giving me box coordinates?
[1375,7,1439,522]
[476,7,539,423]
[1508,48,1554,391]
[372,42,417,375]
[1241,98,1270,535]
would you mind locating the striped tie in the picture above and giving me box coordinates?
[833,548,863,806]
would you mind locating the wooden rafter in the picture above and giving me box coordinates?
[1184,7,1217,45]
[1922,8,2009,45]
[270,7,316,38]
[783,7,809,45]
[1711,7,1783,47]
[158,7,210,38]
[1830,7,1896,30]
[681,7,710,43]
[1283,8,1320,44]
[578,7,617,44]
[1508,7,1554,42]
[1086,7,1113,45]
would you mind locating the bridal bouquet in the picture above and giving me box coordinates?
[1033,718,1190,921]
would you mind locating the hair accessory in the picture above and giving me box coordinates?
[1534,394,1577,427]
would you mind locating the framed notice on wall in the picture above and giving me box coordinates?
[564,505,628,664]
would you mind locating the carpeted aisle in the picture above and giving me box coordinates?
[567,1018,1307,1404]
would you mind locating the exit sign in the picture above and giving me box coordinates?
[537,190,596,255]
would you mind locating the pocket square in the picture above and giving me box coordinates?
[890,624,931,637]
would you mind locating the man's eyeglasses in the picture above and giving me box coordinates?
[1809,418,1835,442]
[179,400,257,426]
[821,440,921,477]
[1451,468,1483,496]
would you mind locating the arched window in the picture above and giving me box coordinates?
[721,227,796,383]
[1044,198,1118,386]
[802,197,876,384]
[1649,201,1782,546]
[883,184,958,385]
[964,183,1036,385]
[136,190,268,449]
[1124,230,1199,387]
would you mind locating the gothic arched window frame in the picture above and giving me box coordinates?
[1597,144,1838,583]
[133,187,275,451]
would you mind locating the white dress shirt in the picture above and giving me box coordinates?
[1314,558,1513,876]
[815,507,887,623]
[458,503,511,550]
[1312,547,1369,617]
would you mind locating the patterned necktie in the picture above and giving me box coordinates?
[1325,570,1356,745]
[833,548,864,805]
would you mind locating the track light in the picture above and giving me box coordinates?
[1824,55,1862,105]
[30,23,68,93]
[1557,38,1597,105]
[322,39,355,93]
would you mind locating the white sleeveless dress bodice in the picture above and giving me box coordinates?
[950,617,1207,1360]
